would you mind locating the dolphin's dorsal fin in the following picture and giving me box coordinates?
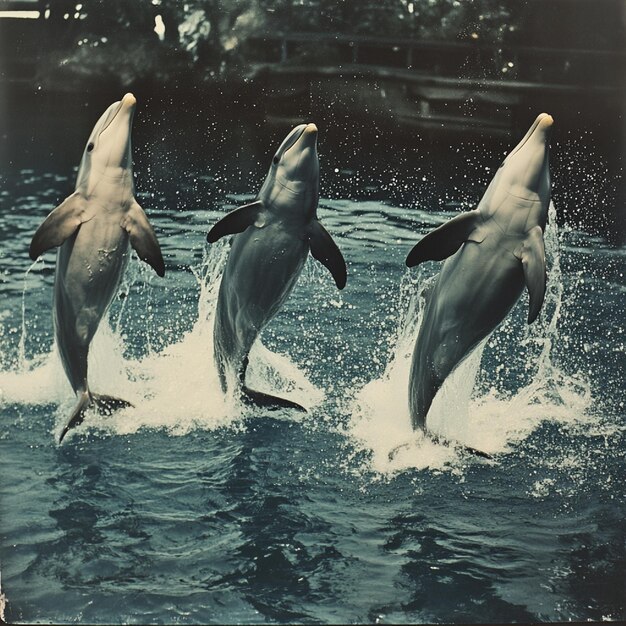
[29,192,90,260]
[516,225,546,324]
[207,200,265,243]
[121,202,165,277]
[405,209,482,267]
[308,220,347,289]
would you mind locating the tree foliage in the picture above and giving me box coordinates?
[43,0,526,81]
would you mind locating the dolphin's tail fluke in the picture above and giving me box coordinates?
[429,434,494,460]
[58,392,133,443]
[241,386,307,413]
[91,393,133,415]
[388,435,494,461]
[59,391,91,443]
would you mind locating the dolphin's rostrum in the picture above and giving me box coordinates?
[406,113,554,450]
[208,123,346,410]
[29,93,165,442]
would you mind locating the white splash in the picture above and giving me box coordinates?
[0,243,322,441]
[348,201,593,475]
[0,568,6,623]
[17,257,44,369]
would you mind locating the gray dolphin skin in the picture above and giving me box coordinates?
[207,123,346,410]
[29,93,165,442]
[405,113,553,453]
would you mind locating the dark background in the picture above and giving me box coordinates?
[1,0,624,242]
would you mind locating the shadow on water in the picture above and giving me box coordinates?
[28,444,152,582]
[384,514,538,624]
[195,419,339,624]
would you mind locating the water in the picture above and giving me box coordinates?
[1,99,625,624]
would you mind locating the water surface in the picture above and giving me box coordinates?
[0,100,624,624]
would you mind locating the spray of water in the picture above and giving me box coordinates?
[348,201,593,475]
[17,257,45,371]
[0,568,6,623]
[0,243,322,440]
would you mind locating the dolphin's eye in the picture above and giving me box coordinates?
[87,142,95,153]
[273,155,279,165]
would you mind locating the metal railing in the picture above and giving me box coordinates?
[246,31,626,88]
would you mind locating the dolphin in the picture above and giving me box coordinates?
[405,113,553,443]
[207,123,346,410]
[29,93,165,442]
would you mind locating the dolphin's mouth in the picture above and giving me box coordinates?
[506,113,552,161]
[500,113,553,167]
[283,124,317,154]
[274,124,318,192]
[97,93,136,140]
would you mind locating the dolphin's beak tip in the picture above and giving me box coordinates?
[305,123,318,134]
[122,92,137,107]
[539,113,554,128]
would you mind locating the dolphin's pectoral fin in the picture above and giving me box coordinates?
[29,193,89,260]
[59,391,92,443]
[91,393,133,415]
[405,210,482,267]
[122,202,166,277]
[308,220,347,289]
[242,386,307,413]
[207,200,265,243]
[516,225,546,324]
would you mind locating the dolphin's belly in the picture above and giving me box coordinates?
[408,240,525,427]
[215,223,308,364]
[416,240,525,373]
[437,242,523,337]
[54,217,130,344]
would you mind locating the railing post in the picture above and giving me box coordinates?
[281,38,287,63]
[351,42,358,64]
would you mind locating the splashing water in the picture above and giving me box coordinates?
[1,172,623,624]
[17,257,44,371]
[0,570,6,624]
[348,201,593,475]
[0,242,323,441]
